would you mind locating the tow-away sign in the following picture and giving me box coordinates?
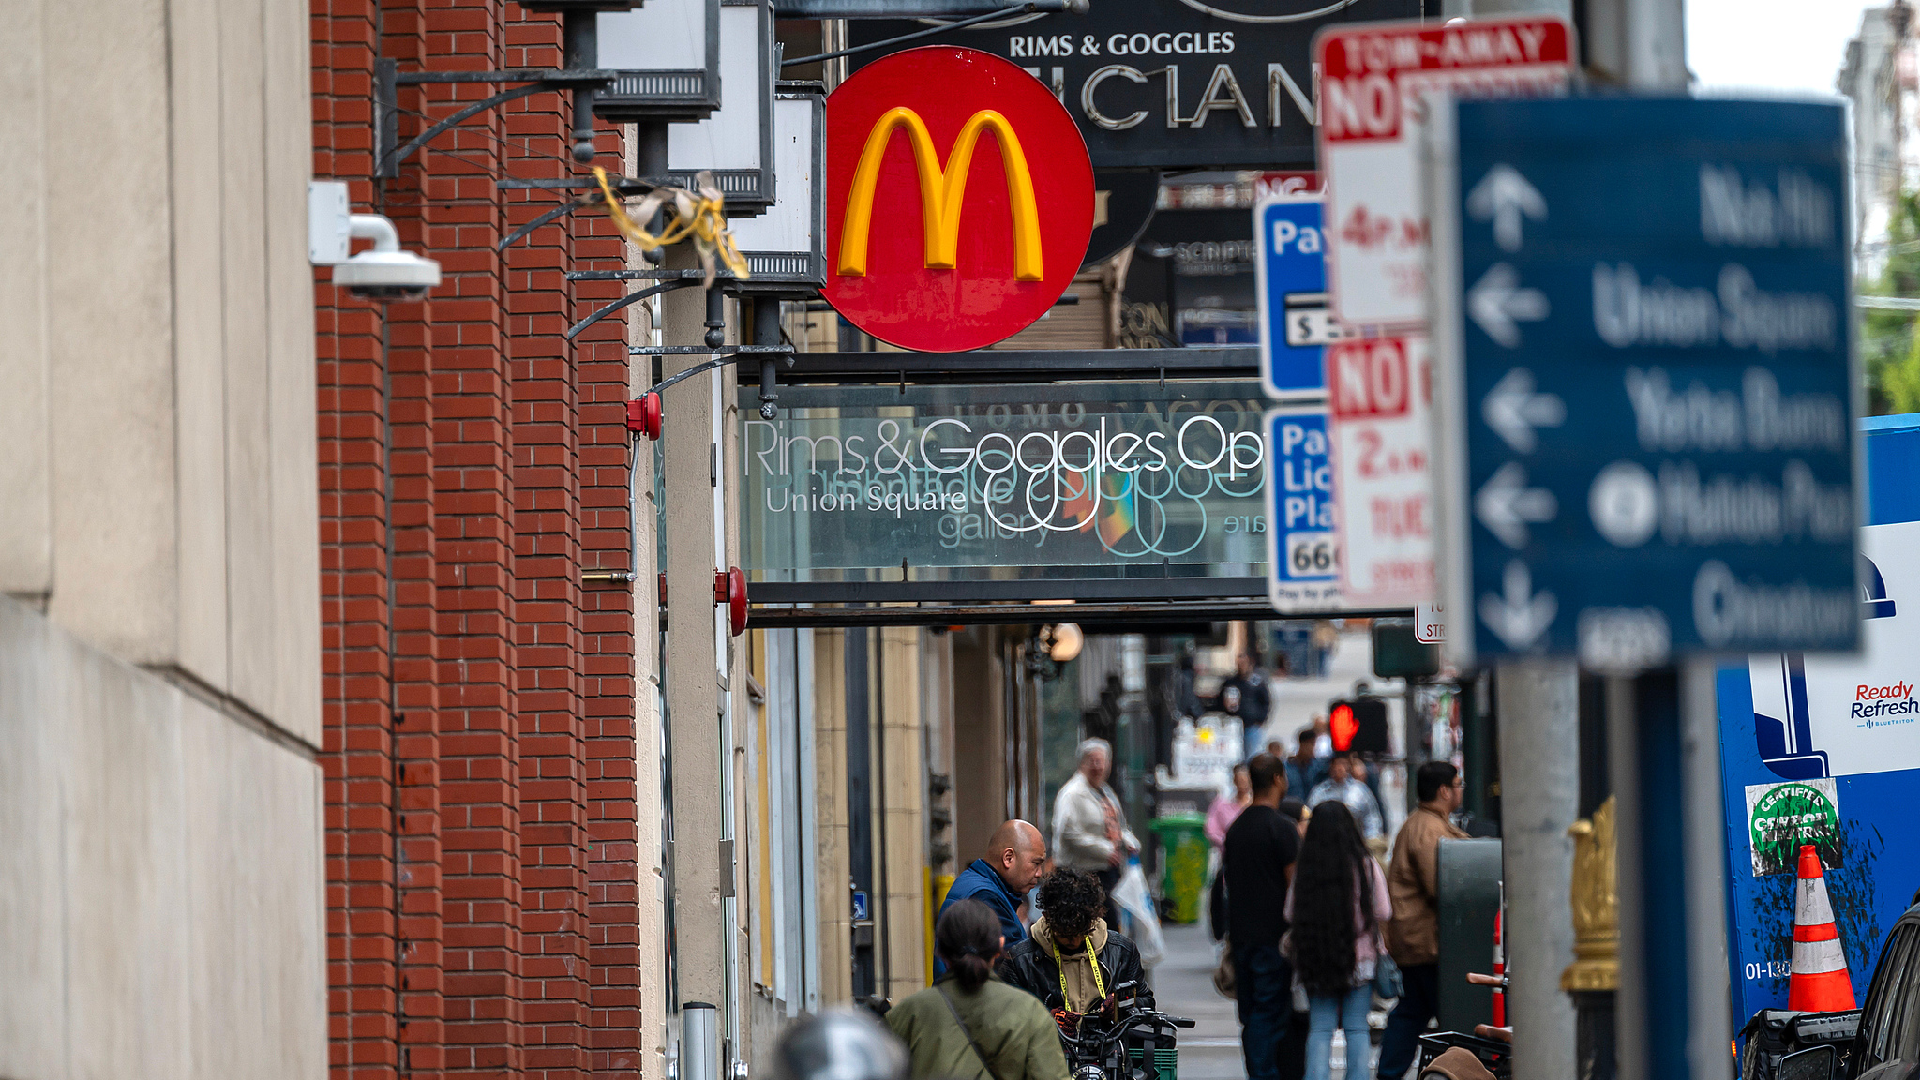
[1328,335,1435,608]
[1316,16,1572,328]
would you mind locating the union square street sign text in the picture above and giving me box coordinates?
[740,379,1270,595]
[845,0,1422,171]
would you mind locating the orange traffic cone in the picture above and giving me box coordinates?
[1788,844,1856,1012]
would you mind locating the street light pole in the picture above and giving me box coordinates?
[1496,658,1581,1080]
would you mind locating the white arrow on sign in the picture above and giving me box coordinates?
[1480,560,1557,652]
[1467,263,1550,348]
[1481,368,1566,453]
[1467,164,1547,253]
[1476,461,1557,549]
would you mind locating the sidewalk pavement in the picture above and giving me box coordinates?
[1150,915,1377,1080]
[1152,919,1246,1080]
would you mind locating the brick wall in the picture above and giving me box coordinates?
[314,3,640,1077]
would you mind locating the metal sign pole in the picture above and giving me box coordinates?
[1681,660,1735,1080]
[1494,657,1581,1080]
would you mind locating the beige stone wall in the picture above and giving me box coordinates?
[877,626,928,998]
[0,596,327,1080]
[812,630,854,1004]
[0,0,319,742]
[0,4,323,1079]
[951,627,1012,862]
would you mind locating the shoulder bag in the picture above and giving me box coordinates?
[937,985,1008,1080]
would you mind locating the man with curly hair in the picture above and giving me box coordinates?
[996,868,1152,1027]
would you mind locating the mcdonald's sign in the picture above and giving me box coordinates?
[824,47,1095,353]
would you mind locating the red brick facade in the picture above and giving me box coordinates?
[314,4,641,1077]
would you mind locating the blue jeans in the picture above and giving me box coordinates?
[1306,983,1374,1080]
[1235,944,1301,1080]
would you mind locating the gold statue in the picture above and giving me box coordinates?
[1563,796,1619,992]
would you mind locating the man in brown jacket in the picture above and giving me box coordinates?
[1376,761,1467,1080]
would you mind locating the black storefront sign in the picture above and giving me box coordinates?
[846,0,1423,170]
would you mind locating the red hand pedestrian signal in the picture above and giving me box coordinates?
[1329,702,1358,752]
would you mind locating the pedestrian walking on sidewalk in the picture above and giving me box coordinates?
[1216,650,1272,745]
[1284,801,1393,1080]
[886,900,1071,1080]
[1285,729,1325,800]
[1053,738,1138,929]
[1375,762,1468,1080]
[1307,754,1385,842]
[1222,753,1305,1080]
[1206,764,1254,848]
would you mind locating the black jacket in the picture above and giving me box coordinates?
[996,923,1153,1014]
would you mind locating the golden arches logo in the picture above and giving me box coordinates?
[837,107,1046,281]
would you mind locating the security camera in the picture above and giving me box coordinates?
[332,214,441,303]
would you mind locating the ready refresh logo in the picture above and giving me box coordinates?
[1754,556,1907,777]
[1853,680,1917,724]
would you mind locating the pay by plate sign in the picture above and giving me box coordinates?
[1315,16,1572,328]
[1255,194,1349,398]
[1327,336,1434,607]
[1265,405,1340,612]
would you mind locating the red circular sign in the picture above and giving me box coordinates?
[824,47,1094,353]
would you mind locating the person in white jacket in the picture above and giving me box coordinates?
[1052,738,1138,928]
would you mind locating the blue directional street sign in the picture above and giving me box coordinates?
[1255,195,1346,399]
[1265,406,1342,612]
[1437,98,1859,666]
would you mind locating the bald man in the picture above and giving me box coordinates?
[939,820,1047,952]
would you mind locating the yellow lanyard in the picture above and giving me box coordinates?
[1055,939,1106,1013]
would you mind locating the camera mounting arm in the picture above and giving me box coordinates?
[374,8,617,178]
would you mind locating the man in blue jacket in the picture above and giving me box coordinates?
[939,819,1048,952]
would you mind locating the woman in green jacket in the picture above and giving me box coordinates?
[886,900,1071,1080]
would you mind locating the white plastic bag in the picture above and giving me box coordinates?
[1111,863,1165,969]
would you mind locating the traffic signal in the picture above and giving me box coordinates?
[1372,617,1440,678]
[1327,697,1389,755]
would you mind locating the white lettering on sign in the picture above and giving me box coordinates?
[1622,367,1846,454]
[744,409,1268,551]
[1592,264,1841,355]
[1699,166,1836,249]
[1333,22,1555,77]
[1076,56,1315,132]
[1693,561,1858,649]
[1316,16,1573,327]
[1270,217,1324,255]
[1265,407,1343,614]
[1327,335,1436,605]
[1275,421,1333,532]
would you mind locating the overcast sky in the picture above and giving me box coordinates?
[1686,0,1880,97]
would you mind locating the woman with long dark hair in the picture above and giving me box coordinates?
[1283,801,1392,1080]
[885,900,1070,1080]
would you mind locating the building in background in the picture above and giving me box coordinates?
[1841,2,1919,280]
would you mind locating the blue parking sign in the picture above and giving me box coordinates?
[1266,406,1342,612]
[1256,195,1346,399]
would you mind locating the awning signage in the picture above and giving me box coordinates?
[845,0,1421,171]
[741,379,1270,596]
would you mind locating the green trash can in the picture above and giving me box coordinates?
[1148,814,1209,925]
